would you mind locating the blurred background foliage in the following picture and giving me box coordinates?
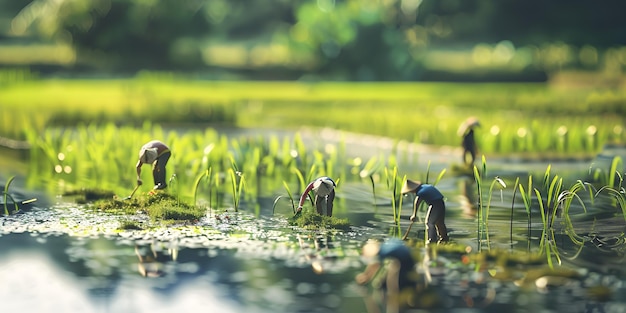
[0,0,625,82]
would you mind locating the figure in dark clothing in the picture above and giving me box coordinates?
[355,238,418,290]
[136,140,171,190]
[458,117,480,165]
[402,179,449,244]
[295,176,336,216]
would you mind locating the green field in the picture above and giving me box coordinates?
[3,75,625,156]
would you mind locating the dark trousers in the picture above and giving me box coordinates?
[315,190,335,216]
[425,199,449,243]
[153,151,171,187]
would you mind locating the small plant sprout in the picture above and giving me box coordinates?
[229,168,245,212]
[482,176,508,250]
[559,180,589,246]
[510,177,520,248]
[3,176,19,215]
[474,164,482,250]
[169,174,179,207]
[384,166,403,226]
[192,168,212,209]
[292,167,306,196]
[495,176,507,202]
[272,181,296,215]
[359,156,383,208]
[518,175,533,252]
[596,183,626,222]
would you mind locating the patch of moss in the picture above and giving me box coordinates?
[93,191,205,223]
[289,210,351,230]
[64,188,116,203]
[118,220,143,230]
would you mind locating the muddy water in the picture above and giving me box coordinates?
[1,129,626,312]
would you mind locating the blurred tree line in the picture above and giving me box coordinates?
[1,0,625,81]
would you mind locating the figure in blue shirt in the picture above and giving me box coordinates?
[355,238,418,290]
[402,179,449,244]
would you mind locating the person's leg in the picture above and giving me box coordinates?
[153,152,171,189]
[433,201,449,243]
[424,204,440,244]
[326,190,335,216]
[315,194,324,215]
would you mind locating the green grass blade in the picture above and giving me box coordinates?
[433,168,447,186]
[510,177,520,249]
[609,156,623,188]
[534,188,548,251]
[3,176,17,215]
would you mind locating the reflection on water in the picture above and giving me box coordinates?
[2,192,626,313]
[0,231,370,313]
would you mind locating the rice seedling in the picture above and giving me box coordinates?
[169,174,180,207]
[192,168,212,208]
[473,156,488,251]
[595,183,626,222]
[228,166,245,212]
[3,176,19,215]
[558,180,590,246]
[292,166,307,198]
[510,177,520,248]
[272,181,296,215]
[482,176,508,250]
[521,165,592,268]
[533,187,562,269]
[518,175,534,252]
[539,165,564,231]
[359,156,384,207]
[591,156,621,189]
[384,166,403,226]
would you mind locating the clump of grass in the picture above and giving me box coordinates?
[118,220,143,230]
[93,192,205,223]
[63,188,116,203]
[289,210,351,231]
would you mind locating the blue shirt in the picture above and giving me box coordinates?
[377,239,417,288]
[378,238,415,269]
[416,184,444,203]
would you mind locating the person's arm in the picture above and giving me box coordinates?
[296,182,315,213]
[136,159,143,185]
[410,196,421,221]
[355,262,381,285]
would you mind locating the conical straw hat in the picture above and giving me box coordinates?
[457,116,481,136]
[401,179,422,194]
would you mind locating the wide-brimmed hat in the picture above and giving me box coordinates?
[457,116,481,136]
[401,179,422,194]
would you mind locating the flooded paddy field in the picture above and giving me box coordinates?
[1,130,626,313]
